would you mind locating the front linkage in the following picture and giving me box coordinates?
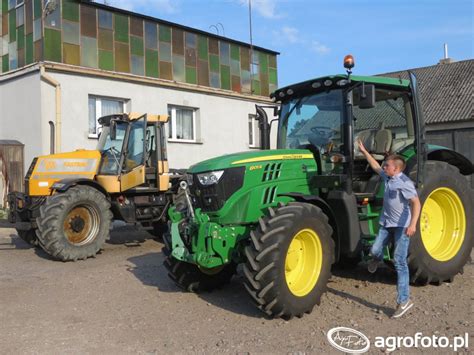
[167,182,247,270]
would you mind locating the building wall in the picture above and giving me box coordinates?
[45,69,276,169]
[1,0,278,96]
[0,70,43,170]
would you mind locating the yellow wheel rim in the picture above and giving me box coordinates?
[285,228,323,297]
[64,205,100,246]
[420,187,466,261]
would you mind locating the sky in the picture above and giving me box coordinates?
[96,0,473,88]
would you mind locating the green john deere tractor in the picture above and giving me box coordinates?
[164,58,473,319]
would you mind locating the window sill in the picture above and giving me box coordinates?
[168,139,203,145]
[88,134,99,139]
[249,145,260,149]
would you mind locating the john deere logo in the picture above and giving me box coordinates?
[44,160,57,170]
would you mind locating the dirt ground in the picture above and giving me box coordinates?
[0,225,472,354]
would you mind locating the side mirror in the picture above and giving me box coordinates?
[110,120,117,140]
[358,84,376,109]
[273,106,279,117]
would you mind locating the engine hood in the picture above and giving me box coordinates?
[188,149,314,173]
[28,150,101,196]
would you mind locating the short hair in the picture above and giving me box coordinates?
[385,154,406,170]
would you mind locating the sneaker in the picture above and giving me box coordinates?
[367,259,379,273]
[392,299,414,319]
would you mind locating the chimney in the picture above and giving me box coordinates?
[439,43,454,65]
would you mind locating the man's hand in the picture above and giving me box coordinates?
[406,224,416,237]
[407,197,421,237]
[357,139,368,154]
[357,138,382,174]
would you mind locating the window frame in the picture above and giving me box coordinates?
[88,95,126,139]
[167,105,198,143]
[248,114,260,148]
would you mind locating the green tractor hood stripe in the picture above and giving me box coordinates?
[189,149,313,173]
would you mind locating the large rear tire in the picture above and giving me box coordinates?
[243,202,335,319]
[162,232,236,291]
[409,161,473,284]
[36,186,112,261]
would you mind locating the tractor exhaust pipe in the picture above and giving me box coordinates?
[255,105,270,150]
[49,121,55,154]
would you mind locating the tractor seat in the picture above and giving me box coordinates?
[372,122,392,160]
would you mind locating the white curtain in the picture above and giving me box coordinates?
[101,99,123,116]
[176,108,193,140]
[88,97,96,134]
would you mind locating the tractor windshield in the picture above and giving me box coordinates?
[277,90,344,154]
[97,121,128,175]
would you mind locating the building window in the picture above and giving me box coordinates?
[249,114,260,148]
[167,106,197,142]
[88,96,125,138]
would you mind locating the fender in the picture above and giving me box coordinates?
[51,178,110,197]
[427,148,473,175]
[405,146,473,176]
[278,192,341,261]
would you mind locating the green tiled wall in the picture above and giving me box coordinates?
[0,0,278,96]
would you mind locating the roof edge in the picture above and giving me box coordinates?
[41,61,274,103]
[379,58,474,76]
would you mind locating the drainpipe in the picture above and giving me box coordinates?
[40,65,62,153]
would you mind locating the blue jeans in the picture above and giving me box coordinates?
[370,226,410,304]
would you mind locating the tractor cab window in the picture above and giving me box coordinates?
[97,122,127,175]
[278,90,344,155]
[124,118,146,171]
[145,125,157,167]
[353,89,414,159]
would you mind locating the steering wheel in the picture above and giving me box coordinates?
[309,126,338,153]
[310,126,337,139]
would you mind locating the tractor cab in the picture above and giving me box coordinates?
[273,67,421,202]
[96,113,170,192]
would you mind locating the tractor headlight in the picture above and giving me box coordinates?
[197,170,224,186]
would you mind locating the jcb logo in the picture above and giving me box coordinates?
[44,160,57,170]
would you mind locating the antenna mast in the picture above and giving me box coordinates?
[249,0,254,94]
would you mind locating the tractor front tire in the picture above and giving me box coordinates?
[36,186,112,261]
[409,161,473,284]
[17,229,39,247]
[162,232,236,291]
[243,202,335,319]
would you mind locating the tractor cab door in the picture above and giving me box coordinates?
[120,114,147,191]
[144,118,169,191]
[409,72,426,187]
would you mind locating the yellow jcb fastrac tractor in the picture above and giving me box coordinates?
[6,113,180,261]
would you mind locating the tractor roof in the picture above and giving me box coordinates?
[271,74,410,102]
[98,113,169,126]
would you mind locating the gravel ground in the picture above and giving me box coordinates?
[0,225,472,354]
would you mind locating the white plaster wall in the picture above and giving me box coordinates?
[46,71,277,169]
[0,70,44,170]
